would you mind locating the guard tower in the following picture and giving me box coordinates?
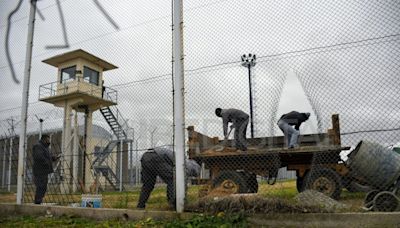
[39,49,120,193]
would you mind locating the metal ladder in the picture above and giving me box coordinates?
[97,106,129,190]
[99,106,127,140]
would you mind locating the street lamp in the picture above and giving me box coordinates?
[241,53,256,138]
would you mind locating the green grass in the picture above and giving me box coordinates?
[0,213,247,227]
[0,180,366,212]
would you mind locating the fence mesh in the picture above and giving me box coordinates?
[0,0,399,213]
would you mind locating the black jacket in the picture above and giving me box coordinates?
[32,140,54,176]
[279,111,309,130]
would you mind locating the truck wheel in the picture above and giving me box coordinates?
[303,167,342,200]
[212,170,249,193]
[373,191,399,212]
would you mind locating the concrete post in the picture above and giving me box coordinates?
[72,111,79,192]
[62,104,72,194]
[84,111,93,191]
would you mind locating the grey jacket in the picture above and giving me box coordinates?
[152,148,201,177]
[220,109,249,136]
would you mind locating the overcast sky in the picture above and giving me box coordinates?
[0,0,399,148]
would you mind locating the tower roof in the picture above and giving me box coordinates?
[42,49,118,71]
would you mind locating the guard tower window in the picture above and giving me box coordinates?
[60,66,76,83]
[83,66,99,85]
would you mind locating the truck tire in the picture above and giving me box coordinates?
[212,170,249,193]
[303,167,342,200]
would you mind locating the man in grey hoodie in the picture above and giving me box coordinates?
[277,111,310,149]
[215,108,249,151]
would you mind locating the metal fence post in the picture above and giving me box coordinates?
[119,138,123,192]
[173,0,185,213]
[17,0,37,204]
[8,137,12,192]
[2,140,6,188]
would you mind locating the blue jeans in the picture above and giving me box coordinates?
[278,120,299,148]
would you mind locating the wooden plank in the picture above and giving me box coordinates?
[331,114,341,145]
[192,145,348,158]
[187,126,219,158]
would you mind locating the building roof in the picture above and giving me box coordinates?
[42,49,118,71]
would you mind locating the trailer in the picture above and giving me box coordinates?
[188,114,351,199]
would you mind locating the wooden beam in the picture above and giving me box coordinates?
[331,114,341,145]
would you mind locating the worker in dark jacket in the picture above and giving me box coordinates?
[137,148,200,209]
[277,111,310,149]
[32,134,58,204]
[215,108,249,151]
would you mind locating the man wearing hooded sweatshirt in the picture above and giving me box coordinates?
[277,111,310,149]
[32,134,59,204]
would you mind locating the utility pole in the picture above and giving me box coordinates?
[241,54,257,138]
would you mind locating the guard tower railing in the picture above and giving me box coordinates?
[38,79,118,104]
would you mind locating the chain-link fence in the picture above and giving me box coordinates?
[0,0,399,213]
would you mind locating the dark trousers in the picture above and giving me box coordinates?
[34,174,48,204]
[234,117,249,150]
[137,152,174,209]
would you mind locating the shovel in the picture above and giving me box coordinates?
[215,127,233,152]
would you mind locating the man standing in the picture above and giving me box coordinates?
[215,108,249,151]
[32,134,58,204]
[136,147,200,210]
[277,111,310,149]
